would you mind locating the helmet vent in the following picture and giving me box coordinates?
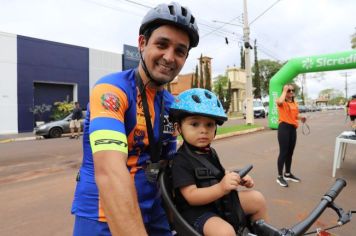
[190,15,195,24]
[168,5,175,15]
[181,7,187,17]
[217,100,221,108]
[192,95,201,103]
[204,91,212,99]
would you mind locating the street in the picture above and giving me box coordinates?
[0,109,355,235]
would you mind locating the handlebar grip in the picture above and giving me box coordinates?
[233,164,253,178]
[324,178,347,201]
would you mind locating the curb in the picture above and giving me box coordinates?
[0,133,75,143]
[1,127,265,144]
[0,136,42,143]
[215,126,265,140]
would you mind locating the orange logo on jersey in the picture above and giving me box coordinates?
[101,93,120,112]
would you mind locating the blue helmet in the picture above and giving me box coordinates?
[170,88,227,125]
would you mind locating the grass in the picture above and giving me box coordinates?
[216,124,262,135]
[177,123,262,140]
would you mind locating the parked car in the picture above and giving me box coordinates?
[243,99,267,118]
[298,105,307,113]
[33,111,86,138]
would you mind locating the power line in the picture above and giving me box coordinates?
[201,15,242,38]
[84,0,282,62]
[121,0,151,9]
[250,0,283,25]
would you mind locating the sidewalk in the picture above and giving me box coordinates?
[0,126,265,144]
[0,132,75,143]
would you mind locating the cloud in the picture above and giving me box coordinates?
[1,0,356,99]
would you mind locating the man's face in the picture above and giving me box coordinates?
[139,25,190,84]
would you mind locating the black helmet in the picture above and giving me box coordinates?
[139,2,199,48]
[352,94,356,99]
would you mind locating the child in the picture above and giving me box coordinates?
[170,88,268,236]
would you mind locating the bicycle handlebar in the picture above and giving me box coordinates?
[233,164,253,178]
[253,178,347,236]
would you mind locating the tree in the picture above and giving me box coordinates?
[253,59,283,96]
[204,62,212,91]
[252,39,261,98]
[318,88,344,100]
[190,73,194,88]
[213,75,228,95]
[194,65,199,88]
[240,46,245,69]
[50,101,74,121]
[213,75,231,113]
[351,30,356,49]
[29,103,52,121]
[199,54,204,88]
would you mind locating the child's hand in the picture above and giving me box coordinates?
[219,171,241,194]
[239,175,254,188]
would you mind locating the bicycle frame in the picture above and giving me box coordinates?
[251,178,353,236]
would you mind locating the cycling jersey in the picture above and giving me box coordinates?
[348,100,356,116]
[71,69,177,224]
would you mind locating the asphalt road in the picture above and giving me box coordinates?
[0,110,355,235]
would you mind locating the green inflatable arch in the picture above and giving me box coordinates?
[269,50,356,129]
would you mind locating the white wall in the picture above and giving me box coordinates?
[0,32,17,134]
[89,49,122,93]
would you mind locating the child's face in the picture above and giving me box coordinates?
[178,115,216,147]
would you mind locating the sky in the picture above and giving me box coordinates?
[1,0,356,99]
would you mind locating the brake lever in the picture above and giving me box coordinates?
[338,211,352,225]
[329,202,352,225]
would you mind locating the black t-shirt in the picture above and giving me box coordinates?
[72,107,83,120]
[171,143,225,225]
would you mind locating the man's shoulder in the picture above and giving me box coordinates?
[95,69,135,91]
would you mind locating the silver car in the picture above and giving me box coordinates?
[33,111,86,138]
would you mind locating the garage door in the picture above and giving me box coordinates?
[33,82,73,123]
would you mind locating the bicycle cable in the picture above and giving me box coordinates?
[302,122,310,135]
[304,224,340,235]
[304,210,356,235]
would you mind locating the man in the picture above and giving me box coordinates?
[346,94,356,129]
[70,102,83,139]
[71,2,199,236]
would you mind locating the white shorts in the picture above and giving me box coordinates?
[70,119,81,129]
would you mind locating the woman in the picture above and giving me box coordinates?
[276,84,306,187]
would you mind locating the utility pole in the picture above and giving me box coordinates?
[243,0,254,125]
[302,74,306,105]
[340,72,351,99]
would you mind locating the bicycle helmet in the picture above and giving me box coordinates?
[139,2,199,48]
[170,88,227,125]
[352,94,356,99]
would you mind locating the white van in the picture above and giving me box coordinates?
[243,99,267,119]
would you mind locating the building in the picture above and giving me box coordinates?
[169,73,194,96]
[169,56,213,96]
[226,66,246,116]
[0,31,142,134]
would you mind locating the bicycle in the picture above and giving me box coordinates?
[159,165,354,236]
